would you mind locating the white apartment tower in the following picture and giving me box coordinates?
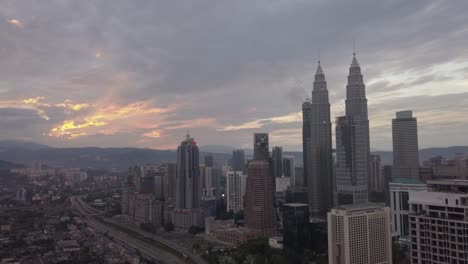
[226,171,246,213]
[409,180,468,263]
[389,178,426,240]
[328,203,392,264]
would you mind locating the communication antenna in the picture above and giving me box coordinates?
[353,39,356,56]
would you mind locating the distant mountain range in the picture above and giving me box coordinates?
[0,160,25,170]
[0,140,231,170]
[0,140,466,170]
[374,146,468,165]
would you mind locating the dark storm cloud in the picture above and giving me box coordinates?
[0,107,50,140]
[0,0,467,150]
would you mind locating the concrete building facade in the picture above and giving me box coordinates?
[226,171,246,213]
[328,203,392,264]
[409,180,468,263]
[392,110,419,180]
[245,134,277,238]
[389,178,426,240]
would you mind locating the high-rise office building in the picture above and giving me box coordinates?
[175,134,200,209]
[161,163,176,201]
[200,165,215,200]
[392,110,419,179]
[302,99,312,187]
[281,203,310,254]
[282,156,295,185]
[226,171,246,213]
[328,203,392,264]
[308,61,334,218]
[245,133,277,237]
[382,165,393,206]
[153,172,164,200]
[173,134,204,231]
[370,155,383,193]
[336,54,371,205]
[253,133,269,160]
[409,180,468,263]
[294,166,304,187]
[204,154,214,167]
[272,146,283,178]
[232,149,245,172]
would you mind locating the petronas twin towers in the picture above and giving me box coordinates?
[304,53,370,218]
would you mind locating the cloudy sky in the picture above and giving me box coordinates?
[0,0,467,151]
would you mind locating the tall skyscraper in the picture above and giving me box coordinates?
[175,134,200,209]
[336,53,371,205]
[226,171,246,213]
[282,156,295,182]
[409,180,468,263]
[272,146,283,178]
[281,203,310,254]
[253,133,269,160]
[245,133,277,237]
[200,165,215,200]
[370,155,383,193]
[302,99,311,187]
[294,166,304,187]
[308,61,334,218]
[392,110,419,179]
[204,154,214,167]
[232,149,245,172]
[328,204,392,264]
[174,134,204,231]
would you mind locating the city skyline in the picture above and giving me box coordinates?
[1,1,468,151]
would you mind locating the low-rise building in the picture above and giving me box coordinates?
[172,209,204,232]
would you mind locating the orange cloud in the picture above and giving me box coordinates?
[143,130,161,138]
[49,119,107,139]
[48,101,175,139]
[7,19,23,28]
[23,97,48,106]
[55,100,90,111]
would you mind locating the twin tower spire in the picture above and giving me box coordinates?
[306,52,367,217]
[313,52,361,86]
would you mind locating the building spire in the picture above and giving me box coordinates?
[351,39,359,67]
[315,60,324,75]
[351,52,359,67]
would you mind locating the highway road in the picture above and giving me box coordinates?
[70,196,208,264]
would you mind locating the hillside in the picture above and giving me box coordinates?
[0,140,466,170]
[0,160,25,170]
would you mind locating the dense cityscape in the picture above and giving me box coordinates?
[1,1,468,264]
[2,53,468,264]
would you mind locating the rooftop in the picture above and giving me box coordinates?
[390,178,425,185]
[427,179,468,186]
[334,203,385,211]
[283,203,308,207]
